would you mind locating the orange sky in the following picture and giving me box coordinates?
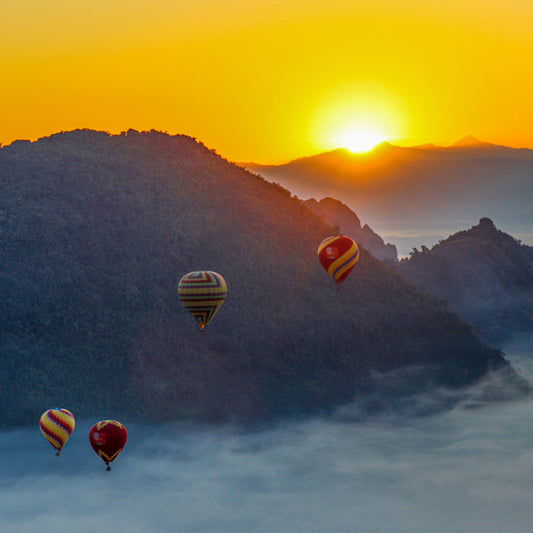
[2,0,533,163]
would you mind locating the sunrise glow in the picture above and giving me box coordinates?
[334,128,387,153]
[310,83,405,155]
[1,1,532,162]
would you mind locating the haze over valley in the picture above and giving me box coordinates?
[2,339,533,532]
[245,137,533,256]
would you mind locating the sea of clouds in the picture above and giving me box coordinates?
[2,338,533,533]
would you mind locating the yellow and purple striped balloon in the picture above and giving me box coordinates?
[39,408,76,456]
[178,271,227,331]
[317,236,359,285]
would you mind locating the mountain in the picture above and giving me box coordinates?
[452,134,494,148]
[394,218,533,345]
[304,197,397,261]
[0,130,524,428]
[245,140,533,256]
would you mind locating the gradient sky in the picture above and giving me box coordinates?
[2,0,533,162]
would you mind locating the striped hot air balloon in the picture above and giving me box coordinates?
[178,271,227,332]
[89,420,128,471]
[317,236,359,286]
[39,408,76,456]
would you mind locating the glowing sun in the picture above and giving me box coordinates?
[335,128,386,153]
[311,82,405,155]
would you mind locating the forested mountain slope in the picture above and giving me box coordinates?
[0,130,521,427]
[305,197,397,260]
[395,218,533,345]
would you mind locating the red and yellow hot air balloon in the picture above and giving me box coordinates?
[178,271,227,332]
[39,408,76,456]
[317,236,359,286]
[89,420,128,471]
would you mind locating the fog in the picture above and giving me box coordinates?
[369,219,533,258]
[2,338,533,533]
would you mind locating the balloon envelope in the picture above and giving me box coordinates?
[178,271,227,330]
[317,236,359,285]
[39,408,76,455]
[88,420,128,470]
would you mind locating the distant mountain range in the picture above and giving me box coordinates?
[0,129,523,428]
[245,137,533,256]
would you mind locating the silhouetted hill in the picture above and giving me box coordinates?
[394,218,533,344]
[0,130,524,427]
[245,141,533,255]
[304,198,397,261]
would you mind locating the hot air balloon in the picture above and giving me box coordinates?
[317,236,359,286]
[39,408,76,456]
[178,271,227,332]
[89,420,128,471]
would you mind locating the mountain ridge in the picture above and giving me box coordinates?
[244,140,533,256]
[394,218,533,344]
[304,197,398,261]
[0,129,525,427]
[245,137,533,168]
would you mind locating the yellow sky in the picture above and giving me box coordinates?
[2,0,533,163]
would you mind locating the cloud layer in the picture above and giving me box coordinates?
[2,339,533,533]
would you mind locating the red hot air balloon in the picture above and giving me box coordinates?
[317,235,359,286]
[89,420,128,471]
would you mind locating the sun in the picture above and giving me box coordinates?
[335,128,387,153]
[310,82,406,155]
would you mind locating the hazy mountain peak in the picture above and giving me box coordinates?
[477,217,497,233]
[452,134,489,147]
[371,141,395,151]
[304,197,398,261]
[395,218,533,344]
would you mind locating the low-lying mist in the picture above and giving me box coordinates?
[2,338,533,533]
